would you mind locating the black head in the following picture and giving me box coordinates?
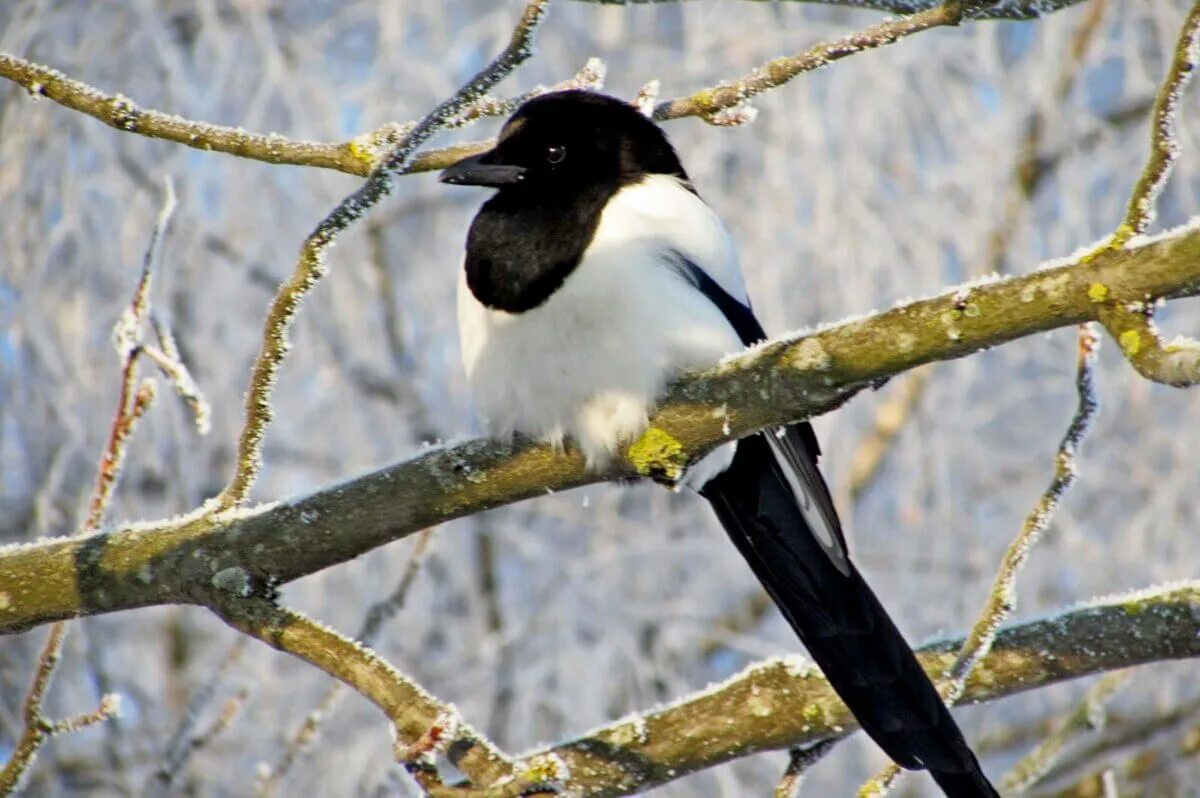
[440,90,689,194]
[443,91,692,314]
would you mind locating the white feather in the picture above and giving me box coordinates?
[458,175,744,472]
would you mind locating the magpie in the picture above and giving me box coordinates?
[441,90,997,797]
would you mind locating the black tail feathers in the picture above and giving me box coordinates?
[700,430,997,798]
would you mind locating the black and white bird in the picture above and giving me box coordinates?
[441,90,997,797]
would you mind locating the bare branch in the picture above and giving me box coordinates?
[86,179,176,531]
[1,222,1198,634]
[0,181,180,795]
[569,0,1085,21]
[652,2,975,124]
[0,1,1086,184]
[211,0,552,510]
[1093,0,1200,386]
[209,596,515,791]
[499,582,1200,797]
[255,529,434,797]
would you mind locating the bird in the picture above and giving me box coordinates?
[441,89,998,797]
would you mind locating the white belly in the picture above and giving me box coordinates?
[456,175,748,471]
[457,253,740,466]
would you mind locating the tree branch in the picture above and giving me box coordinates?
[0,221,1197,634]
[209,595,515,790]
[651,1,986,123]
[1092,0,1200,386]
[0,0,1084,183]
[481,582,1200,798]
[572,0,1086,21]
[211,0,551,510]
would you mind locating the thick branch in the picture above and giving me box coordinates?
[573,0,1085,20]
[0,223,1197,633]
[505,583,1200,797]
[210,596,513,789]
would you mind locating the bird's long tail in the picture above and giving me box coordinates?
[699,430,997,798]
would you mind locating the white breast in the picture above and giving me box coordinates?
[457,175,746,468]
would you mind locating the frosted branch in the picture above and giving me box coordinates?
[211,0,552,510]
[501,582,1200,797]
[0,1,1085,184]
[1093,1,1200,387]
[0,182,183,795]
[1,222,1198,634]
[209,596,515,792]
[255,529,435,797]
[568,0,1086,20]
[653,2,978,124]
[859,322,1102,795]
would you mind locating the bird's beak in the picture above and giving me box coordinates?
[439,150,526,187]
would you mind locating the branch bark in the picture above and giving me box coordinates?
[571,0,1087,20]
[460,582,1200,797]
[1,221,1197,634]
[0,0,1084,183]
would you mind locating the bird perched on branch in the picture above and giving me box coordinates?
[441,89,997,797]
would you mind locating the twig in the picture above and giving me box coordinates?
[0,623,66,795]
[212,0,552,510]
[0,2,1087,183]
[0,181,182,795]
[1094,0,1200,386]
[847,0,1109,505]
[945,325,1099,695]
[859,323,1101,795]
[652,1,983,124]
[1001,670,1132,794]
[85,180,176,530]
[773,740,840,798]
[146,315,211,434]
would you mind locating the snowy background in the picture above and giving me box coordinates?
[2,1,1199,795]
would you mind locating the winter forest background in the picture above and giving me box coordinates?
[2,1,1200,796]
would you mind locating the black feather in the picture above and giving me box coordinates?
[671,252,998,796]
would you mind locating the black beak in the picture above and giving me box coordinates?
[439,151,526,187]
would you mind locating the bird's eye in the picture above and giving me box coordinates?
[546,144,566,164]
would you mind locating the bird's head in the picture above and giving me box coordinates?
[439,90,688,195]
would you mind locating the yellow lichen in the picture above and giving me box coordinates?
[345,137,376,167]
[628,427,687,482]
[1121,599,1145,615]
[1119,329,1143,356]
[788,337,831,371]
[1087,282,1110,303]
[1109,222,1136,249]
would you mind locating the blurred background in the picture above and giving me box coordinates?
[2,1,1199,795]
